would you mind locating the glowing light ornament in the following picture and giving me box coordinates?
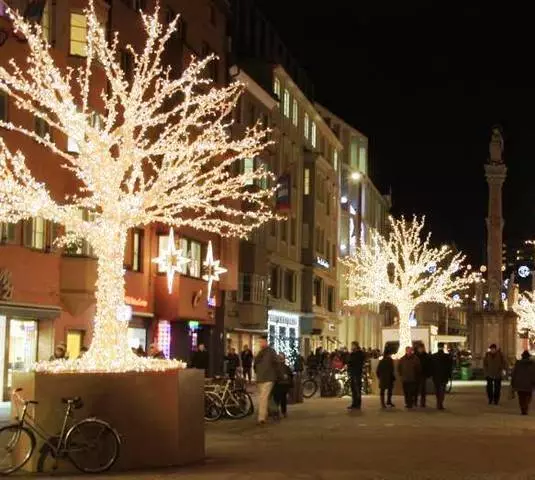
[0,2,275,373]
[202,241,227,299]
[152,229,190,293]
[341,216,473,353]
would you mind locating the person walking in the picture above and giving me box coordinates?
[414,344,432,407]
[241,345,254,383]
[484,344,507,405]
[511,350,535,415]
[431,343,453,410]
[398,346,421,409]
[376,349,395,408]
[190,343,209,376]
[225,347,240,380]
[347,341,366,410]
[273,353,294,418]
[254,335,280,425]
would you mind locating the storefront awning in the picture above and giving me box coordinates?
[0,301,61,319]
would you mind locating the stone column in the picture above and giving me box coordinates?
[484,162,506,310]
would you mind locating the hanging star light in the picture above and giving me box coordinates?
[202,241,227,299]
[152,229,190,294]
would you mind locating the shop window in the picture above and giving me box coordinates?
[35,116,51,139]
[313,277,322,306]
[0,92,7,121]
[284,270,295,302]
[132,229,143,272]
[66,330,84,359]
[242,158,254,186]
[0,223,15,244]
[283,90,290,118]
[304,113,309,139]
[7,319,37,392]
[270,265,280,298]
[70,12,87,57]
[273,77,281,99]
[292,99,298,127]
[327,286,335,312]
[128,327,147,352]
[24,217,46,250]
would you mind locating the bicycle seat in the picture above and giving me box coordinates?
[61,396,83,409]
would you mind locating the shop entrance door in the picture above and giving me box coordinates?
[6,318,37,400]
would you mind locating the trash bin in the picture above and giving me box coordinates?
[460,366,471,380]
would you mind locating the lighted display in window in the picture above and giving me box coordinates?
[157,320,171,359]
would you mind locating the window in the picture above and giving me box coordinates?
[269,265,280,298]
[292,99,298,126]
[283,89,290,117]
[249,104,256,126]
[284,270,295,302]
[359,145,368,174]
[290,218,296,246]
[311,122,317,148]
[24,217,46,250]
[327,286,335,312]
[132,229,143,272]
[35,117,50,139]
[281,220,287,242]
[67,136,80,154]
[333,150,339,171]
[242,158,254,186]
[189,241,202,278]
[0,92,7,121]
[304,112,309,139]
[41,0,52,43]
[0,223,15,244]
[313,277,322,306]
[70,12,87,57]
[157,235,203,278]
[350,137,359,168]
[273,78,281,99]
[64,210,94,256]
[304,168,310,195]
[240,273,252,302]
[121,49,134,82]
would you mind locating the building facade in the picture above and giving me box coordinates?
[316,105,391,350]
[0,0,235,392]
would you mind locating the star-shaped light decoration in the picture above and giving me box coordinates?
[202,241,227,299]
[152,229,190,293]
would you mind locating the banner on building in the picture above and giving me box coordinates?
[276,174,291,212]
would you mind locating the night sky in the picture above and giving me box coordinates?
[254,1,535,266]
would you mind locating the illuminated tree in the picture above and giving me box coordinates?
[513,292,535,335]
[0,3,273,372]
[342,216,472,351]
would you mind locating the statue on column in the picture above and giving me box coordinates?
[489,126,504,164]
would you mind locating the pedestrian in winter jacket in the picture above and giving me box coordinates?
[431,343,453,410]
[347,342,366,410]
[511,350,535,415]
[398,347,421,409]
[254,336,280,424]
[414,344,432,407]
[484,344,507,405]
[376,350,395,408]
[273,353,294,418]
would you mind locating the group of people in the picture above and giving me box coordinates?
[222,345,255,381]
[306,346,380,373]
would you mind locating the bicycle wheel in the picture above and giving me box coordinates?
[0,424,35,474]
[302,379,318,398]
[65,419,120,473]
[224,391,252,419]
[205,392,223,422]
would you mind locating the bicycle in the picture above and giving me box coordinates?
[205,378,253,419]
[0,388,120,475]
[302,369,319,399]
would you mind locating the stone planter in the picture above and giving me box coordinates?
[12,368,204,473]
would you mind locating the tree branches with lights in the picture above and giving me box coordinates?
[512,292,535,335]
[341,216,473,351]
[0,3,274,372]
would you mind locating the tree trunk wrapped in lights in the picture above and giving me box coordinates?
[341,216,473,353]
[0,3,275,372]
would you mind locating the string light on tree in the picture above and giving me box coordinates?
[0,3,274,373]
[341,216,473,352]
[202,241,227,299]
[152,228,190,294]
[513,292,535,335]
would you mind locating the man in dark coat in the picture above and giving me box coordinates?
[398,346,421,409]
[484,343,507,405]
[431,343,453,410]
[241,345,254,383]
[225,347,240,380]
[190,343,209,376]
[376,350,395,408]
[511,350,535,415]
[347,341,366,410]
[415,344,432,407]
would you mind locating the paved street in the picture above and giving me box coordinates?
[31,383,535,479]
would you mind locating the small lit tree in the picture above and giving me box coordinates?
[0,3,274,372]
[341,216,473,351]
[513,292,535,336]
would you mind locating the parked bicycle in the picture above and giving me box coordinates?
[204,378,253,421]
[302,369,319,399]
[0,388,120,475]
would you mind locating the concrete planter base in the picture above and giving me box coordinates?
[12,368,204,473]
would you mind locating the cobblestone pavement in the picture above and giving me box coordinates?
[33,384,535,479]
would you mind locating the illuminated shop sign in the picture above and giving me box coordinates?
[315,256,330,269]
[268,310,299,328]
[124,296,148,308]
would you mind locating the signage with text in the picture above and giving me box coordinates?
[124,296,148,308]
